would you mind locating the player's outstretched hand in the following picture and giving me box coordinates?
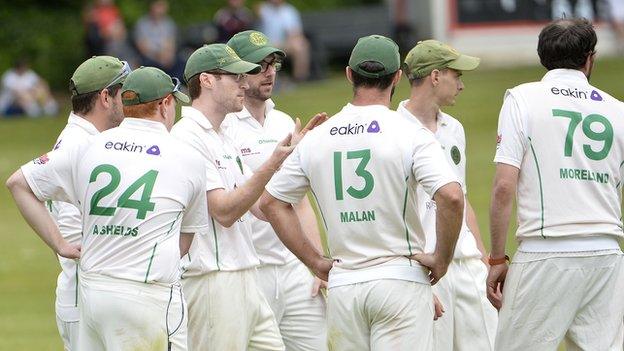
[291,112,328,147]
[311,257,333,282]
[57,241,81,260]
[311,277,327,297]
[486,263,507,310]
[433,293,445,320]
[410,253,448,285]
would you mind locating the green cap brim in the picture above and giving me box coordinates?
[447,54,480,72]
[221,60,261,74]
[173,91,190,104]
[242,46,286,64]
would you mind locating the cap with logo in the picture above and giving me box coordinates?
[70,56,131,96]
[348,35,400,78]
[227,30,285,63]
[121,66,190,106]
[403,40,480,79]
[183,43,261,82]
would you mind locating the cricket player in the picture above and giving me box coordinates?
[397,40,497,350]
[225,30,327,351]
[48,55,129,350]
[6,66,209,350]
[171,43,325,350]
[260,34,465,351]
[488,18,624,350]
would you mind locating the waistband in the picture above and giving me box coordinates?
[80,271,178,293]
[328,263,430,289]
[519,235,621,253]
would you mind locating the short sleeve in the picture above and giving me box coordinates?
[205,160,225,191]
[20,148,77,205]
[493,91,528,168]
[180,162,209,234]
[265,145,309,204]
[412,129,460,197]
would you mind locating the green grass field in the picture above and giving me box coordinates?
[2,59,624,349]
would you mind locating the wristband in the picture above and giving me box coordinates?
[488,255,510,266]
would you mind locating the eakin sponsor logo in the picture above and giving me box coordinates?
[550,86,603,101]
[330,120,381,135]
[105,141,161,155]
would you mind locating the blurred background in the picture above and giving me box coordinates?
[1,0,624,349]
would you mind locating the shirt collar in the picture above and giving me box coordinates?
[119,117,169,134]
[343,103,390,113]
[232,99,276,120]
[181,106,216,131]
[397,100,447,128]
[67,112,100,135]
[541,69,589,84]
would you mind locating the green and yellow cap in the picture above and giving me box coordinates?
[70,56,130,96]
[348,35,400,78]
[121,66,189,106]
[227,30,285,63]
[183,43,261,82]
[403,40,480,79]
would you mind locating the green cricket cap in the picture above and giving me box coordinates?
[403,40,480,79]
[70,56,130,96]
[183,43,261,82]
[348,35,400,78]
[227,30,285,63]
[121,66,189,106]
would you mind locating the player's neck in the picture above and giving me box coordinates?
[191,99,227,131]
[406,90,440,133]
[245,98,267,126]
[351,88,391,107]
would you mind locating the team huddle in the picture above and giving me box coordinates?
[6,17,624,351]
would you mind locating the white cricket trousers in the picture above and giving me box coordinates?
[433,257,497,351]
[78,273,187,351]
[56,317,78,351]
[182,269,285,351]
[256,259,327,351]
[496,250,624,351]
[327,279,434,351]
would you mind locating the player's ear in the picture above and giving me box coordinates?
[431,69,440,87]
[393,69,402,86]
[199,72,214,90]
[345,67,354,84]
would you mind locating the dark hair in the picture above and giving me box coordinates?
[71,83,122,115]
[351,61,396,90]
[187,74,201,100]
[537,18,597,70]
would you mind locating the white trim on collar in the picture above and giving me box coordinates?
[120,117,168,134]
[67,112,100,135]
[181,106,215,130]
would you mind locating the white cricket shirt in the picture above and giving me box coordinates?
[223,100,298,266]
[171,106,260,275]
[397,101,482,259]
[22,118,209,284]
[50,112,99,321]
[494,69,624,251]
[266,103,459,288]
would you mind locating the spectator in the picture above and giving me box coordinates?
[0,58,58,118]
[134,0,183,79]
[258,0,310,81]
[607,0,624,53]
[214,0,255,43]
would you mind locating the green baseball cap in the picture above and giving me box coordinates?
[227,30,285,63]
[184,43,261,82]
[70,56,130,96]
[121,66,189,106]
[348,35,400,78]
[403,40,480,79]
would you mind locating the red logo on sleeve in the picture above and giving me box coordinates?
[496,134,502,145]
[33,154,49,165]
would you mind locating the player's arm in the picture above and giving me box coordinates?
[208,113,326,228]
[294,195,327,296]
[465,199,488,263]
[6,170,80,259]
[487,164,519,309]
[260,192,332,281]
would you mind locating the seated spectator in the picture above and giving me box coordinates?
[0,58,58,118]
[258,0,310,81]
[134,0,183,79]
[214,0,255,43]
